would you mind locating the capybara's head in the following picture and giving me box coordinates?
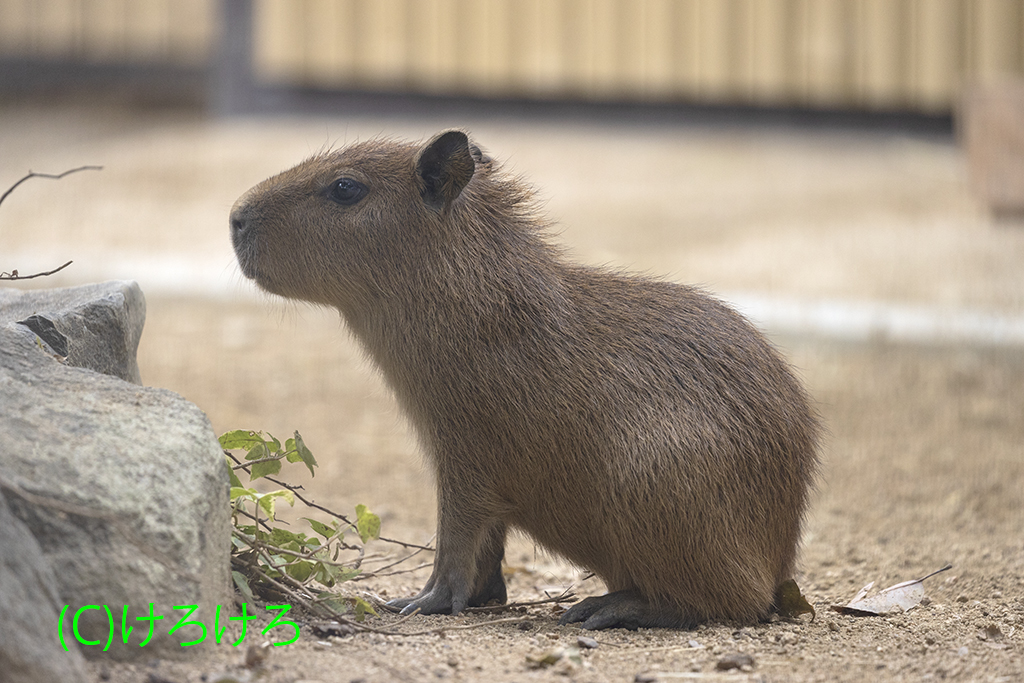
[230,131,479,309]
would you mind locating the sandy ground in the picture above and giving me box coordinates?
[1,96,1023,682]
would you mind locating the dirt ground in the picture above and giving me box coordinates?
[1,96,1023,682]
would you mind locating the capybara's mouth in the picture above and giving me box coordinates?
[235,256,278,293]
[231,237,260,281]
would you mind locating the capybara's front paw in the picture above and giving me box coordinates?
[386,582,468,616]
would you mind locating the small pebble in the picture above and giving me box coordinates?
[826,620,840,632]
[716,655,757,671]
[687,639,701,648]
[716,653,755,671]
[956,594,969,603]
[577,635,599,649]
[243,641,271,668]
[980,623,1003,641]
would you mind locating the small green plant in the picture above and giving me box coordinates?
[220,429,380,621]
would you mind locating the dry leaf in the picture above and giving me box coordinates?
[775,578,816,620]
[831,564,952,616]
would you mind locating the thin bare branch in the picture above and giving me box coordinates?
[377,615,533,637]
[1,165,101,281]
[0,166,103,210]
[465,588,578,614]
[350,561,433,580]
[0,260,74,281]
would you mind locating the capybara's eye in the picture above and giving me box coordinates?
[328,178,368,206]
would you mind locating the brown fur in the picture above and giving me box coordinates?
[230,130,819,629]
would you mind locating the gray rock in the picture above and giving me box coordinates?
[0,489,89,683]
[0,280,145,383]
[0,281,231,661]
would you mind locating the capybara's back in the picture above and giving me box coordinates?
[230,130,820,629]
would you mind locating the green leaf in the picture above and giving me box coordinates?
[286,560,313,582]
[355,504,380,543]
[232,570,255,602]
[319,595,350,615]
[293,431,318,477]
[244,440,270,461]
[250,457,282,480]
[303,517,339,540]
[351,596,377,622]
[230,486,257,501]
[268,528,307,548]
[284,437,299,463]
[219,429,263,450]
[256,489,295,520]
[225,457,244,488]
[313,563,338,587]
[265,433,282,453]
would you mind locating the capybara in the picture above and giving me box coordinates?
[230,130,819,629]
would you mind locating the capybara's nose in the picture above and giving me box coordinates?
[229,204,254,247]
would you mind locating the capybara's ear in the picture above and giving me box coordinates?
[416,130,475,211]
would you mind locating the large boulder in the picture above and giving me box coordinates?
[0,280,145,383]
[0,488,89,683]
[0,281,231,662]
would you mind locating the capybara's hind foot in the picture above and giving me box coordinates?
[559,591,696,630]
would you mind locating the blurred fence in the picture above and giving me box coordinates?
[2,0,1024,113]
[253,0,1024,113]
[0,0,213,66]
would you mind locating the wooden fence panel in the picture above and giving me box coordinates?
[0,0,213,64]
[247,0,1024,112]
[4,0,1024,112]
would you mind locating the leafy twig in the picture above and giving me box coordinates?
[224,429,555,637]
[257,470,435,552]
